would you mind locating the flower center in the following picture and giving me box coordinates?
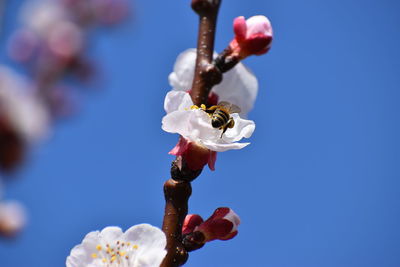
[91,240,140,266]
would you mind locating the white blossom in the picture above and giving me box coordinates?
[20,0,68,37]
[162,91,255,152]
[0,65,49,142]
[66,224,167,267]
[168,49,258,117]
[0,200,27,235]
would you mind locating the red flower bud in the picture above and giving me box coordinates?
[182,214,203,235]
[182,207,240,248]
[196,207,240,241]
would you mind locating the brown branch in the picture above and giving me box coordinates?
[189,0,222,106]
[160,178,191,267]
[161,1,228,266]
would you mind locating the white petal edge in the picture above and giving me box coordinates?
[168,49,258,117]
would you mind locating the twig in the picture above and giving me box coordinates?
[161,1,222,266]
[189,0,222,106]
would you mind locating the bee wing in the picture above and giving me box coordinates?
[218,101,241,114]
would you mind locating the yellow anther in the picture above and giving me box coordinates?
[133,244,139,249]
[102,258,107,263]
[91,253,97,258]
[119,251,126,256]
[96,245,102,251]
[200,104,206,110]
[190,105,199,110]
[127,242,131,246]
[111,255,116,262]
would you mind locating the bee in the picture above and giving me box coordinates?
[203,101,241,138]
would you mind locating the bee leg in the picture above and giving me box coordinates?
[227,118,235,128]
[204,105,217,114]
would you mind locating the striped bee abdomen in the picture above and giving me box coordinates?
[211,109,229,128]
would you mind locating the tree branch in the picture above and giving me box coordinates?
[160,1,222,266]
[189,0,222,106]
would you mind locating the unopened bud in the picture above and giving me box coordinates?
[229,15,273,59]
[182,207,240,251]
[197,207,240,241]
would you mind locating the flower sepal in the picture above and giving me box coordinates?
[170,137,217,174]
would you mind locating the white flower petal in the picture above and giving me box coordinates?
[221,114,255,142]
[124,224,167,267]
[201,140,250,152]
[99,226,123,243]
[67,224,166,267]
[168,49,258,117]
[164,91,193,113]
[212,63,258,118]
[168,49,197,91]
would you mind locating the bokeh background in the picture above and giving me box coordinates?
[1,0,400,266]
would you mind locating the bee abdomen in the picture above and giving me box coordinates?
[211,110,229,128]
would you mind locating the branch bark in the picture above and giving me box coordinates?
[160,1,222,266]
[189,0,222,106]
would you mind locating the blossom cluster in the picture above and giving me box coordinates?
[0,0,129,238]
[8,0,129,117]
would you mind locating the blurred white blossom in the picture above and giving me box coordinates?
[66,224,166,267]
[0,200,27,236]
[20,0,68,37]
[0,66,49,142]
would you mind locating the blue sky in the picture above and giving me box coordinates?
[1,0,400,266]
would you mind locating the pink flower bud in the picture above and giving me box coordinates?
[182,214,203,235]
[7,29,39,62]
[169,137,217,171]
[230,15,273,59]
[195,207,240,242]
[48,21,84,60]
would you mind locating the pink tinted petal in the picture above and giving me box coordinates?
[207,151,217,171]
[245,15,273,37]
[233,16,247,40]
[169,137,190,156]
